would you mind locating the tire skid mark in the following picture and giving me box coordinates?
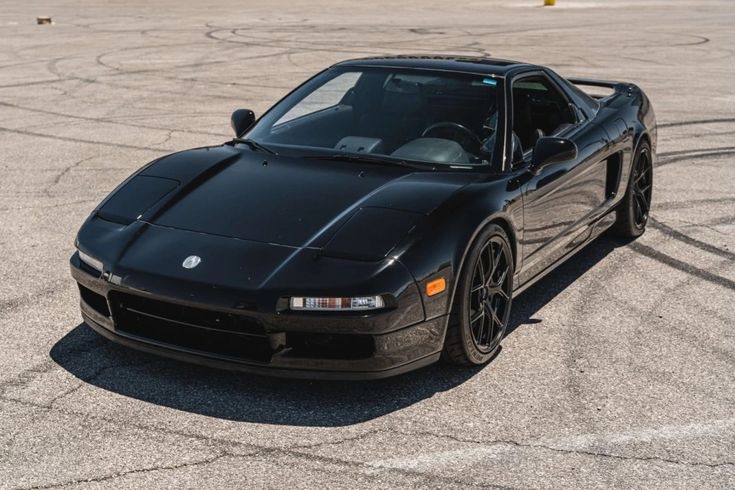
[649,218,735,261]
[680,129,735,138]
[204,22,575,57]
[603,280,735,370]
[643,110,735,294]
[659,146,735,158]
[655,197,735,211]
[0,77,77,89]
[73,23,504,94]
[629,242,735,291]
[701,214,735,228]
[672,34,710,47]
[92,38,259,78]
[210,22,680,52]
[0,58,57,70]
[655,148,735,167]
[94,41,216,73]
[659,117,735,129]
[0,47,292,92]
[69,49,296,97]
[655,118,735,166]
[0,335,107,397]
[92,41,298,90]
[561,243,624,433]
[232,26,496,52]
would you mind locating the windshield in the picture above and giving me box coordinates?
[246,67,502,168]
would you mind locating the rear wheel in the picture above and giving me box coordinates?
[442,225,514,365]
[614,141,653,238]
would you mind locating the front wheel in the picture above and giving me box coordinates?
[442,224,514,366]
[614,141,653,238]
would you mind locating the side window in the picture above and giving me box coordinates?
[511,75,576,152]
[275,72,361,125]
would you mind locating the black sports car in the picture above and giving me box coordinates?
[71,55,656,379]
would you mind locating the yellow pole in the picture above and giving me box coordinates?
[544,0,556,6]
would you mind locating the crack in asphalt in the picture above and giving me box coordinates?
[0,199,98,212]
[0,389,533,489]
[1,405,510,490]
[372,429,735,471]
[15,449,508,490]
[15,452,236,490]
[0,393,262,452]
[3,8,735,490]
[46,358,161,408]
[0,100,226,138]
[0,125,171,152]
[2,389,731,490]
[44,155,96,195]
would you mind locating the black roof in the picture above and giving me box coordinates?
[334,55,536,77]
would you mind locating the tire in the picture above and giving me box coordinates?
[614,141,653,238]
[442,224,514,366]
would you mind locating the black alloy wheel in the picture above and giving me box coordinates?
[615,141,653,238]
[631,146,653,228]
[468,236,512,352]
[443,224,514,365]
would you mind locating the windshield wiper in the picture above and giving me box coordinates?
[304,153,430,170]
[231,138,277,155]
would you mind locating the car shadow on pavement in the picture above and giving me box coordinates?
[506,235,621,337]
[51,236,622,427]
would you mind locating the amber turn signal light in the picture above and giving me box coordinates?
[426,278,446,297]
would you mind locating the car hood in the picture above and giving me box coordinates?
[95,145,480,250]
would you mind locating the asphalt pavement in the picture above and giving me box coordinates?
[1,0,734,488]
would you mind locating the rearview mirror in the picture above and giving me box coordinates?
[231,109,256,137]
[530,137,577,175]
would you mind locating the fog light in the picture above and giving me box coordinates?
[78,250,103,272]
[290,296,384,311]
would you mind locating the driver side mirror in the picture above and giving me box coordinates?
[530,137,577,175]
[231,109,256,137]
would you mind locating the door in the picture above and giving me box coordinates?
[512,74,610,285]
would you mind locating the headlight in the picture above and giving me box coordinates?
[78,250,103,272]
[289,296,384,311]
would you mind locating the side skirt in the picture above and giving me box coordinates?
[512,210,616,297]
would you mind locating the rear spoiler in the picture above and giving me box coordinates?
[567,77,634,99]
[567,77,620,89]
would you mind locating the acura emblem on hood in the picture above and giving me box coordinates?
[182,255,201,269]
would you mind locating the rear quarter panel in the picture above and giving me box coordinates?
[592,84,656,204]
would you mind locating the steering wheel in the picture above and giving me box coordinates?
[421,121,483,152]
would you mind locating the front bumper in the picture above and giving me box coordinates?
[71,257,446,380]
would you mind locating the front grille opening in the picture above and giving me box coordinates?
[79,284,110,317]
[110,292,272,363]
[285,333,375,360]
[110,292,265,336]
